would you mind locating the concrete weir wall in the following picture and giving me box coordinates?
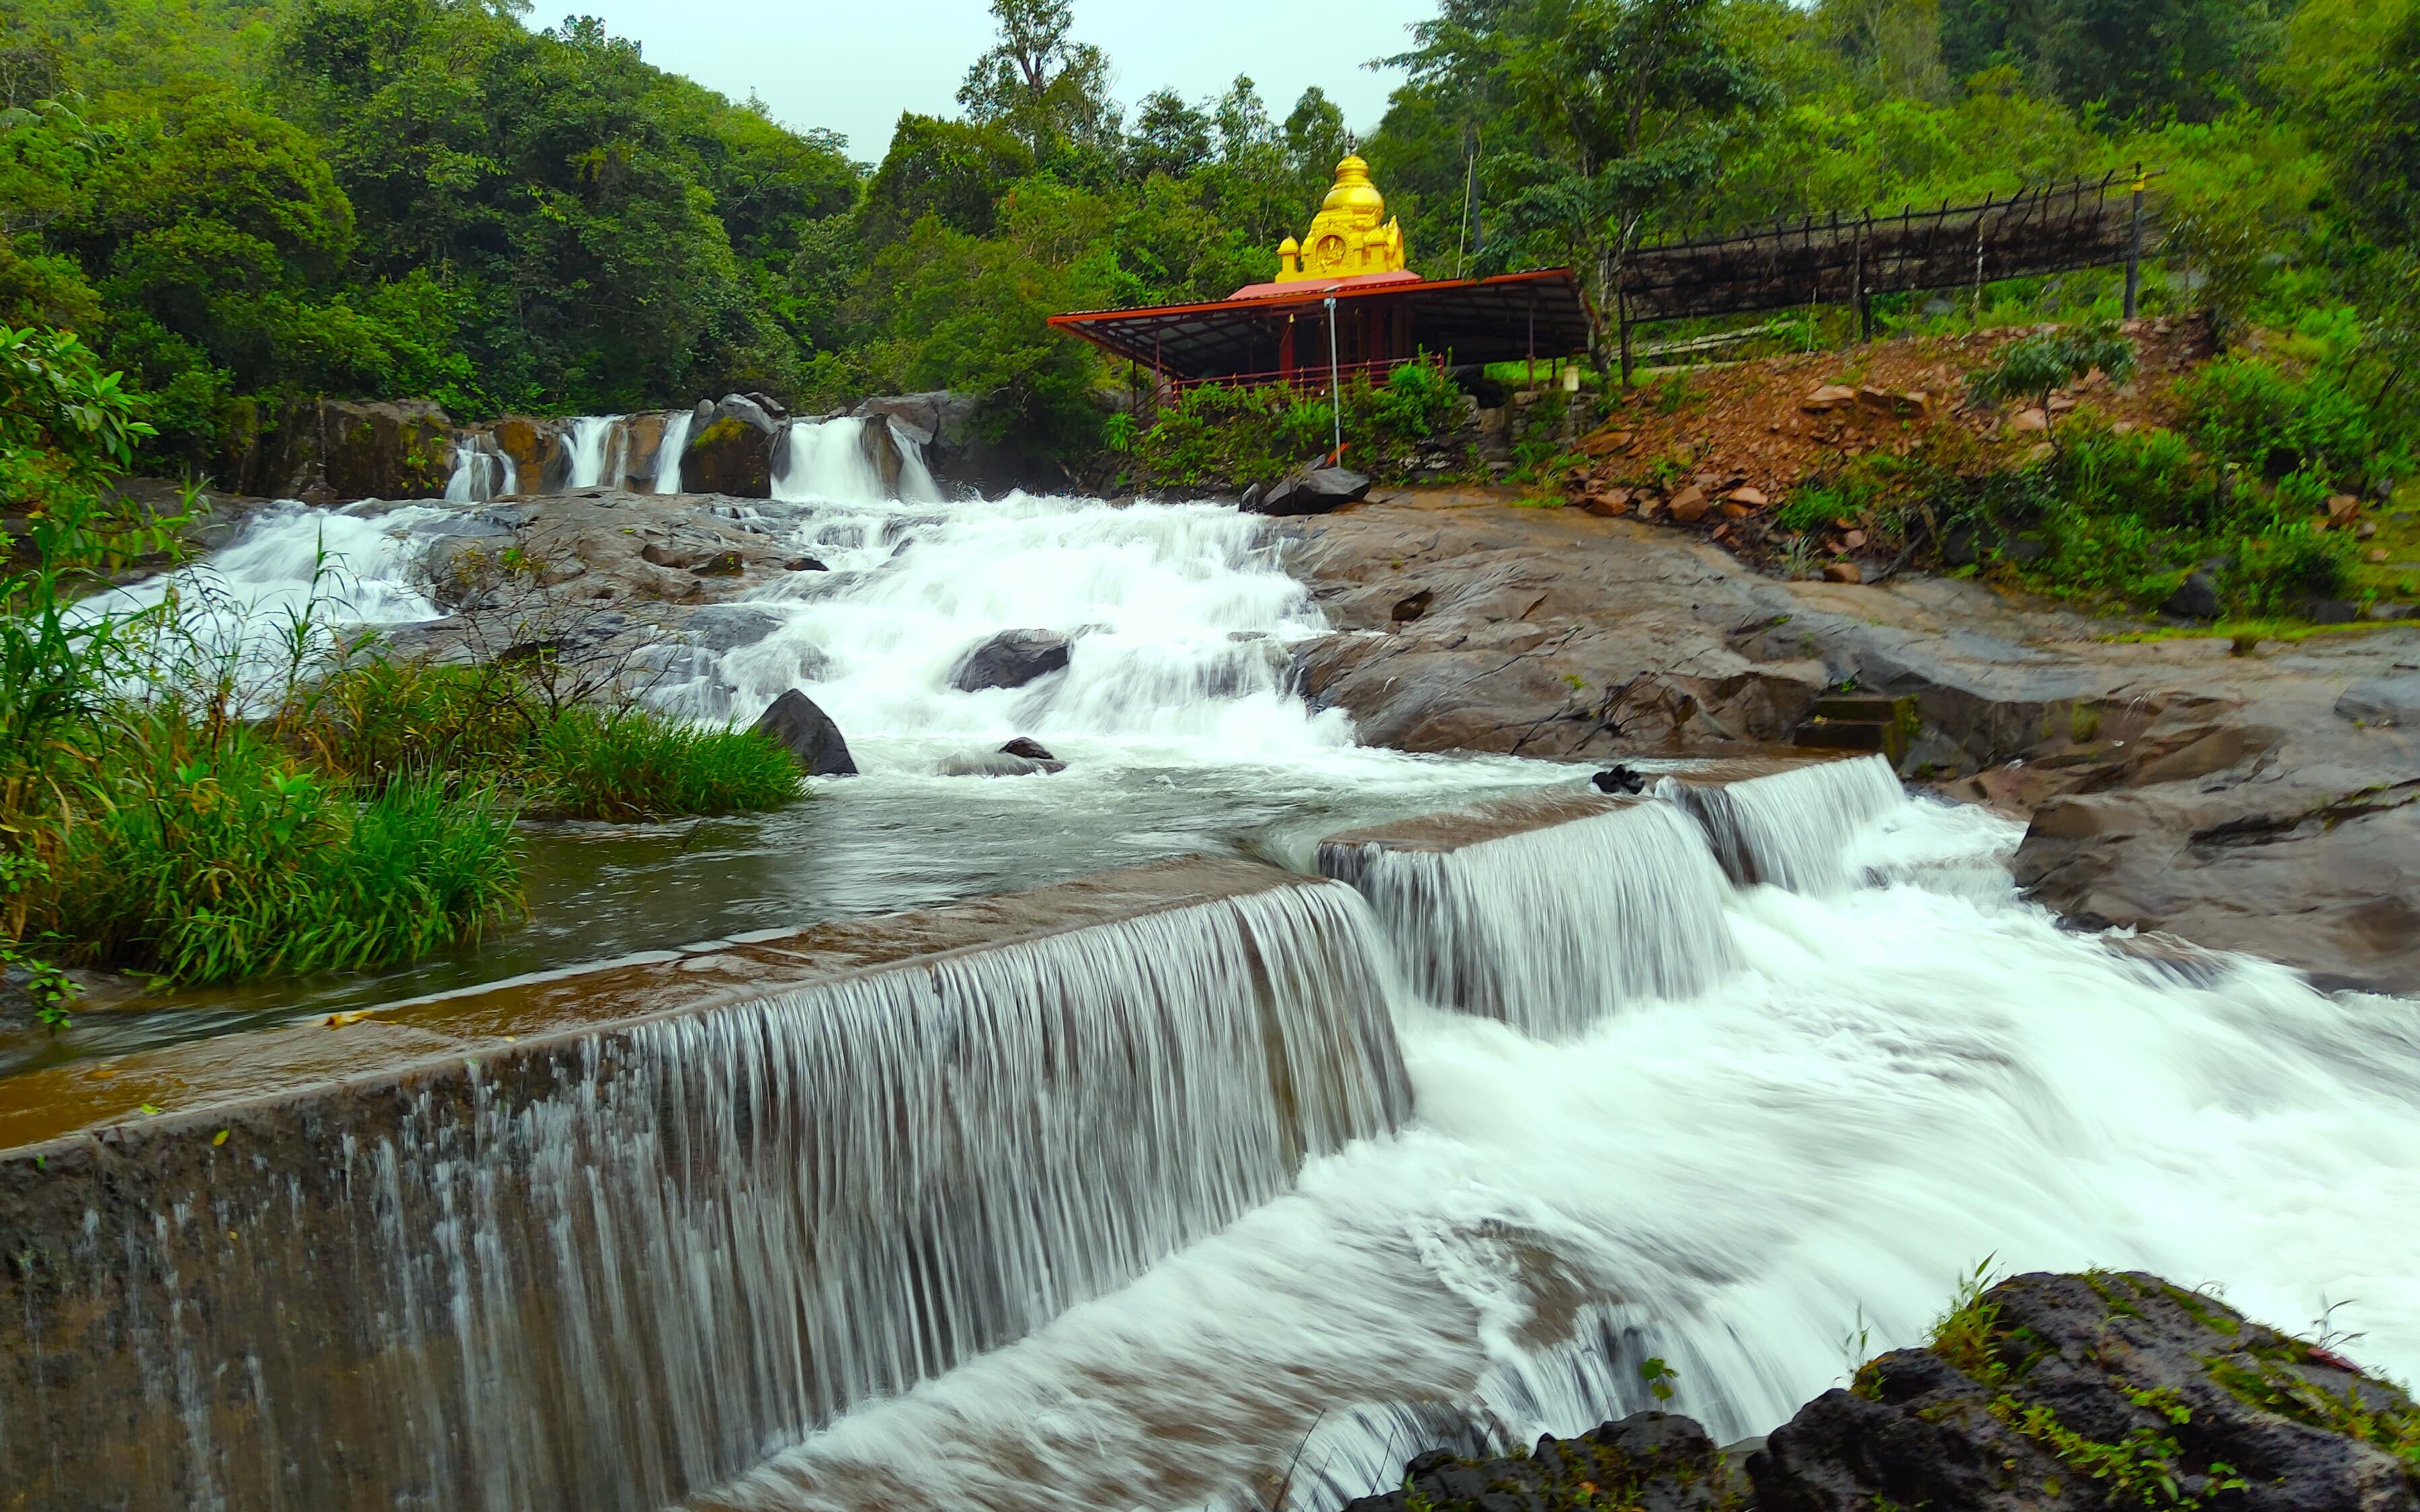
[1313,758,1885,1040]
[0,859,1411,1512]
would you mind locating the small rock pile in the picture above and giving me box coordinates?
[1339,1271,2420,1512]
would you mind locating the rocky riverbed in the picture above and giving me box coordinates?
[1283,489,2419,993]
[147,479,2420,997]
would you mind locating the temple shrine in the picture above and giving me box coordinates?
[1048,155,1591,390]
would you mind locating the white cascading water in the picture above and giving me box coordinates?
[773,417,942,505]
[657,408,694,493]
[1319,800,1744,1039]
[656,491,1360,765]
[1662,755,1907,891]
[698,778,2420,1512]
[567,414,628,489]
[33,882,1411,1512]
[69,501,449,701]
[444,433,518,502]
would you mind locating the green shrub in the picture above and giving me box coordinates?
[2179,357,2387,487]
[286,657,806,821]
[2230,525,2356,613]
[1130,362,1472,489]
[38,735,522,984]
[532,708,805,821]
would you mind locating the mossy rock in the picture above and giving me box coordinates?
[680,416,773,497]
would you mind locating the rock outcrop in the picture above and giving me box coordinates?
[491,415,569,492]
[1345,1411,1747,1511]
[1755,1272,2419,1512]
[752,689,856,776]
[679,402,780,497]
[249,399,458,502]
[1245,462,1372,516]
[1282,491,2420,991]
[850,389,1059,496]
[949,629,1073,692]
[1343,1272,2420,1512]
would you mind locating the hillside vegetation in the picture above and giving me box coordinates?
[0,0,2411,474]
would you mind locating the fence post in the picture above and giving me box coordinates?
[1972,193,1991,325]
[1853,212,1872,342]
[1618,286,1634,387]
[2124,163,2145,320]
[1325,295,1342,460]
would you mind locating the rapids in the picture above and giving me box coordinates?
[17,470,2418,1512]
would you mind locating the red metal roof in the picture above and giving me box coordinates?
[1226,269,1423,300]
[1047,268,1595,379]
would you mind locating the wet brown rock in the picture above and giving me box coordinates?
[490,416,565,491]
[255,399,458,501]
[679,417,774,497]
[1802,384,1858,413]
[1668,485,1712,523]
[1822,561,1862,583]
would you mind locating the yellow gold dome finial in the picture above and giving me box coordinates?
[1275,155,1411,283]
[1321,155,1384,217]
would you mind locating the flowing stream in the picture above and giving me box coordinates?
[11,468,2418,1512]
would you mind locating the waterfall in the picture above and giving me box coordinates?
[894,423,942,501]
[774,418,886,503]
[772,417,942,505]
[5,880,1411,1512]
[657,408,694,493]
[567,415,628,489]
[444,433,518,502]
[655,495,1358,761]
[687,792,2420,1512]
[1319,799,1743,1038]
[1663,753,1906,892]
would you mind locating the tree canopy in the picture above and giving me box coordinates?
[0,0,2411,470]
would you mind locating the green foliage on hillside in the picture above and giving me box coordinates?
[0,0,2413,504]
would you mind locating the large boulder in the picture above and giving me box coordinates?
[851,393,946,448]
[617,411,669,489]
[489,416,568,493]
[751,689,856,775]
[859,416,908,497]
[253,399,457,502]
[2337,673,2420,726]
[714,393,782,436]
[1751,1271,2420,1512]
[1247,462,1371,516]
[853,389,1062,496]
[935,750,1064,777]
[680,412,776,497]
[948,629,1072,692]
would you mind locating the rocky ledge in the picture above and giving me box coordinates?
[1282,492,2419,993]
[1343,1271,2419,1512]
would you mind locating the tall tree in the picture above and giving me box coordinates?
[956,0,1121,157]
[1401,0,1767,360]
[1127,88,1212,179]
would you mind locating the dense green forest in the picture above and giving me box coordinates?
[3,0,2413,476]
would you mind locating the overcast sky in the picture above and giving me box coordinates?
[567,0,1439,162]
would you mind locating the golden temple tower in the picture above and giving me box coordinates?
[1274,155,1409,283]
